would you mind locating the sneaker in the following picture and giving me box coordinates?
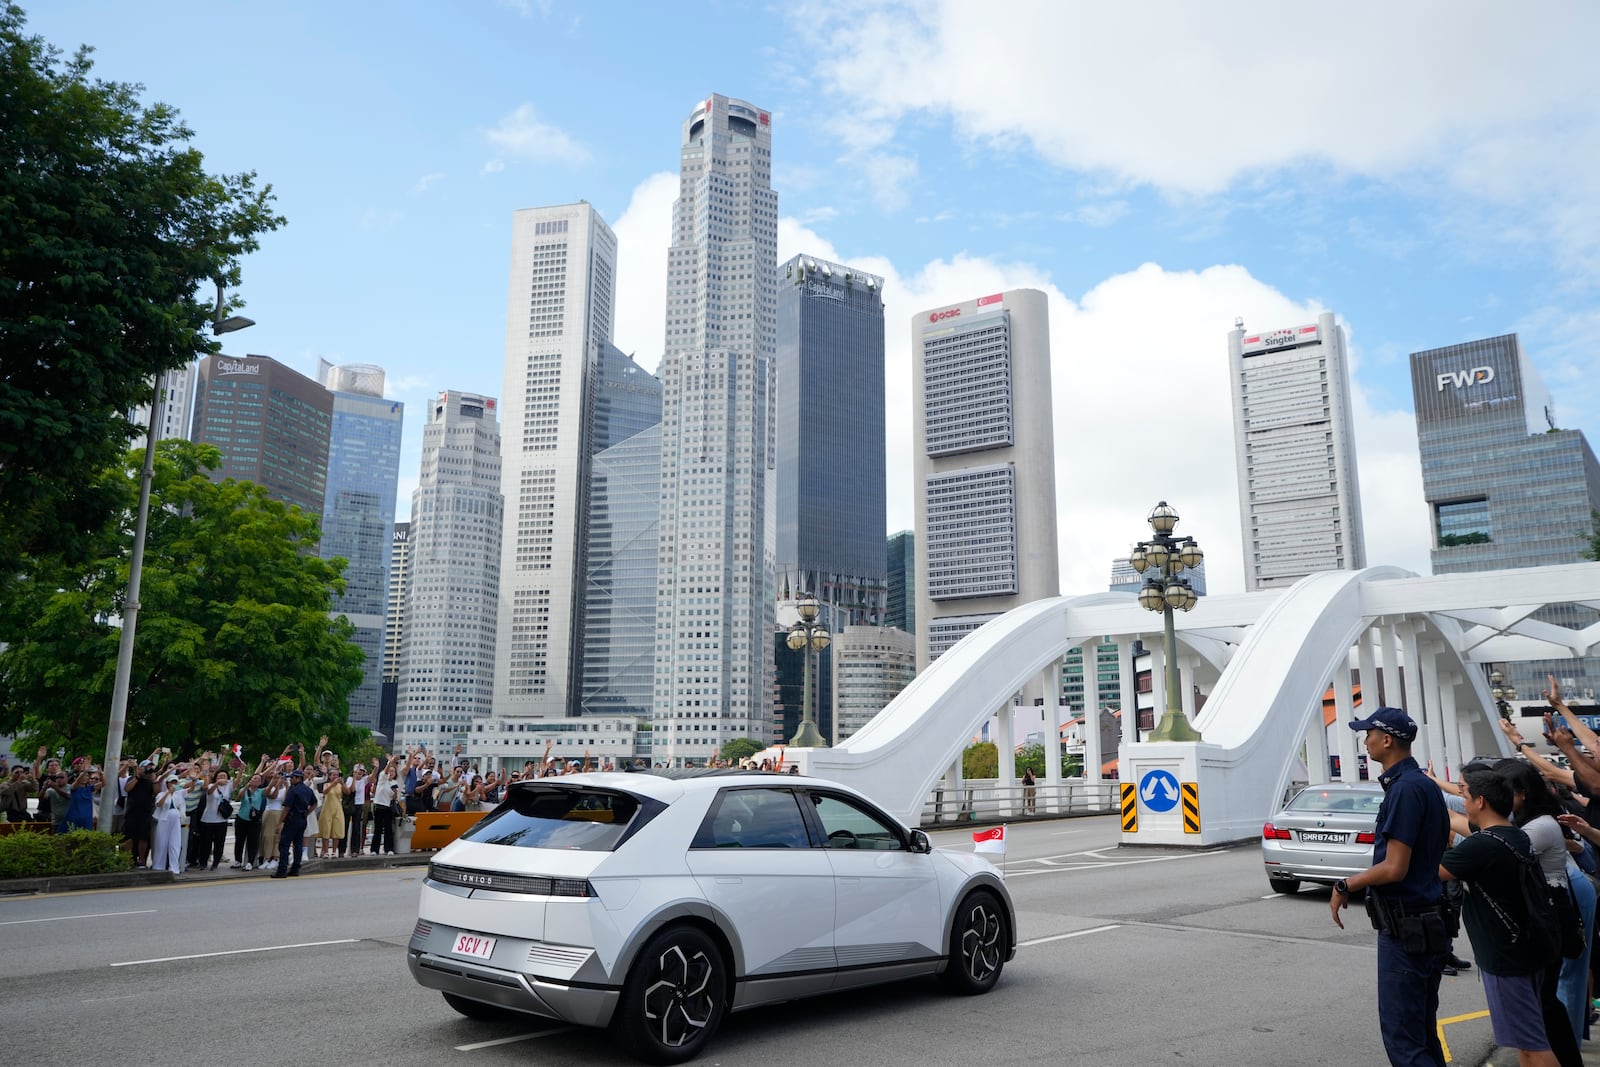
[242,863,253,871]
[210,862,219,871]
[385,850,395,855]
[229,862,242,869]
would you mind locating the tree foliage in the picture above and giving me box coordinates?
[963,742,998,780]
[1588,509,1600,562]
[719,737,766,763]
[0,441,367,759]
[0,4,284,576]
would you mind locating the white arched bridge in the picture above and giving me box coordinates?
[780,562,1600,845]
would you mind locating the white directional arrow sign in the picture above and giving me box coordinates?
[1137,769,1181,813]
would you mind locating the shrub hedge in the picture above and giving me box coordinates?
[0,829,133,879]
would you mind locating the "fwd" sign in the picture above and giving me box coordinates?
[1436,366,1496,391]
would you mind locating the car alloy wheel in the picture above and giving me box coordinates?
[942,889,1006,995]
[618,925,727,1064]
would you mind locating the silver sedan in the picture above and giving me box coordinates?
[1261,781,1383,894]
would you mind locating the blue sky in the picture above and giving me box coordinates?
[30,1,1600,595]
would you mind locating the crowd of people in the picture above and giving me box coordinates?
[1335,677,1600,1067]
[0,736,765,876]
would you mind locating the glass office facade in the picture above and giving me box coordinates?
[775,254,887,626]
[581,344,662,719]
[318,364,404,731]
[886,530,916,634]
[1412,333,1600,699]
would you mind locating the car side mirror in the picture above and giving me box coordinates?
[909,829,932,854]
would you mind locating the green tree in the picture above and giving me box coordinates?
[1588,509,1600,562]
[963,741,998,779]
[0,5,283,577]
[0,441,366,759]
[1015,741,1046,779]
[719,737,766,763]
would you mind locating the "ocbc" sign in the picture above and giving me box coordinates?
[928,308,961,323]
[1436,366,1496,391]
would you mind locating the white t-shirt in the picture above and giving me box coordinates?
[1523,813,1571,887]
[349,775,369,805]
[200,781,232,824]
[263,784,284,813]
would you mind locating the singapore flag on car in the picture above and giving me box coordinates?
[973,825,1007,855]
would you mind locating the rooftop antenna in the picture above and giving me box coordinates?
[1234,316,1245,331]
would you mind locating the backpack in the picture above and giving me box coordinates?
[1481,828,1564,967]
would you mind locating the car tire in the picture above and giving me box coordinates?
[1269,878,1301,895]
[941,889,1007,995]
[616,924,727,1065]
[441,992,525,1021]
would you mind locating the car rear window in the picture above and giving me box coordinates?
[458,786,648,851]
[1285,789,1384,816]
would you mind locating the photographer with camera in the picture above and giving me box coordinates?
[1330,706,1451,1067]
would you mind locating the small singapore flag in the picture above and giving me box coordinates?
[973,825,1007,855]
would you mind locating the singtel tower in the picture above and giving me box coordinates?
[651,94,779,765]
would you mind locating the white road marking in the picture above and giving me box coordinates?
[455,1027,576,1051]
[111,938,358,966]
[1049,829,1088,836]
[1007,850,1222,877]
[1018,924,1121,947]
[0,909,156,926]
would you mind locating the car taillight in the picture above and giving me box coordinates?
[1355,831,1376,844]
[1262,822,1292,840]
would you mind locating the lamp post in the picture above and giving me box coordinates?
[97,290,256,831]
[1489,668,1515,722]
[1129,501,1205,743]
[787,593,831,748]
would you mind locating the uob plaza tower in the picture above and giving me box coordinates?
[651,94,779,765]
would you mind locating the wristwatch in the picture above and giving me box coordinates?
[1333,879,1350,896]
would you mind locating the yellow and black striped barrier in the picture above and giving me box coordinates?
[1181,781,1200,834]
[1120,782,1138,832]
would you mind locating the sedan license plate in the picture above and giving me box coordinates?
[1298,830,1346,843]
[451,933,497,960]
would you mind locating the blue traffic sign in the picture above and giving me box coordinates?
[1139,769,1181,813]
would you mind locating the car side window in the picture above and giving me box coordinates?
[691,788,812,849]
[811,794,905,851]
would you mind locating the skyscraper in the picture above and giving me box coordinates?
[580,344,663,719]
[191,354,332,517]
[652,93,779,765]
[381,520,411,740]
[831,625,915,743]
[1411,333,1600,701]
[1229,312,1366,590]
[912,289,1059,669]
[886,530,916,634]
[130,363,196,449]
[396,391,503,753]
[775,253,887,625]
[317,361,404,731]
[494,202,619,721]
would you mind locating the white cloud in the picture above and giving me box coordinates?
[802,1,1600,277]
[480,159,505,176]
[411,172,445,195]
[484,103,590,166]
[610,171,678,373]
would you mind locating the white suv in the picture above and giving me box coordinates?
[407,770,1015,1063]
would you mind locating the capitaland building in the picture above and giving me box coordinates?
[651,94,779,765]
[1229,313,1366,590]
[1412,333,1600,701]
[397,391,503,753]
[191,354,332,518]
[911,289,1059,671]
[317,361,404,731]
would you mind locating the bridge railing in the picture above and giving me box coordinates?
[918,778,1119,827]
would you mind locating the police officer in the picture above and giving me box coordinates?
[272,769,317,878]
[1330,706,1451,1067]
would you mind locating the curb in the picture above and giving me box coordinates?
[0,851,431,896]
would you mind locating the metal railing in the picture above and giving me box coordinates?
[919,778,1119,826]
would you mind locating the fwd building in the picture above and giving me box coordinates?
[1412,333,1600,702]
[911,289,1059,671]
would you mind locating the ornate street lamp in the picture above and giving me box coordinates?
[1129,501,1204,742]
[1490,669,1515,722]
[787,593,831,747]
